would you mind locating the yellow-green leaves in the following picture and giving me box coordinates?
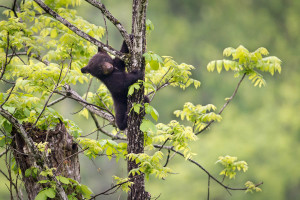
[127,151,172,180]
[145,55,200,92]
[208,45,282,87]
[216,155,248,179]
[77,138,127,160]
[144,51,163,70]
[145,120,197,159]
[113,176,133,193]
[174,102,222,132]
[245,181,262,193]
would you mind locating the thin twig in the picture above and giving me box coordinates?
[90,112,126,140]
[0,84,16,107]
[84,0,130,48]
[196,73,246,135]
[207,176,210,200]
[47,96,67,107]
[91,180,131,199]
[153,144,263,193]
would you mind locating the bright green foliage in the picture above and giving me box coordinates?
[113,176,133,193]
[128,80,143,96]
[145,55,200,92]
[174,102,222,132]
[40,167,56,177]
[36,176,93,200]
[146,19,155,34]
[144,103,159,121]
[140,119,157,133]
[34,142,51,153]
[35,188,56,200]
[80,84,114,119]
[245,181,262,193]
[216,155,248,179]
[127,151,172,180]
[144,51,164,70]
[207,46,282,87]
[56,176,93,199]
[77,138,127,161]
[145,120,197,159]
[0,0,101,138]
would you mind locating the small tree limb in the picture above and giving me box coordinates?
[32,0,125,60]
[84,0,131,49]
[153,144,263,193]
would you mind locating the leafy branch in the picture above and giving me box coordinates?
[153,144,263,196]
[32,0,126,60]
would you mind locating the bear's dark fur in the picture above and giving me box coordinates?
[81,41,143,130]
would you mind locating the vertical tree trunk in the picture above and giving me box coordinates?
[12,122,80,199]
[126,0,149,199]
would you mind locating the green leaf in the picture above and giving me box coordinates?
[150,108,159,121]
[80,184,93,199]
[25,168,32,177]
[150,60,159,70]
[44,188,56,198]
[56,176,70,184]
[50,29,58,38]
[38,180,49,184]
[35,191,47,200]
[140,119,157,133]
[3,120,12,133]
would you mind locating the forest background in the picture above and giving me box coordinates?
[0,0,299,199]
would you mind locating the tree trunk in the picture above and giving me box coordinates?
[126,0,149,199]
[12,122,80,199]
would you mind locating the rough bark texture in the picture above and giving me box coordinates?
[126,0,150,199]
[11,122,80,200]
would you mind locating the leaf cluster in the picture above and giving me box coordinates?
[174,102,222,132]
[207,46,282,87]
[216,155,248,179]
[127,151,172,180]
[77,138,127,161]
[144,53,200,92]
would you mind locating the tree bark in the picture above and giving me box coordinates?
[126,0,150,199]
[12,122,80,199]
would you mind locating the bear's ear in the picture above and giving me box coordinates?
[102,62,114,75]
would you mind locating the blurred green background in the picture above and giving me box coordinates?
[1,0,300,199]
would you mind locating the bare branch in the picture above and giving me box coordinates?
[32,0,125,60]
[0,5,11,10]
[84,0,130,48]
[0,83,16,107]
[57,84,114,123]
[90,112,126,140]
[47,96,67,107]
[196,73,246,135]
[91,180,131,199]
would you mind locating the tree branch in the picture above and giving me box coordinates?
[32,0,125,60]
[90,111,126,140]
[153,144,263,193]
[84,0,131,49]
[56,84,115,123]
[196,73,246,135]
[91,180,131,199]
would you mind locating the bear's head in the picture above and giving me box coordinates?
[81,48,114,78]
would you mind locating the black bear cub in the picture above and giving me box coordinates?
[81,41,143,130]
